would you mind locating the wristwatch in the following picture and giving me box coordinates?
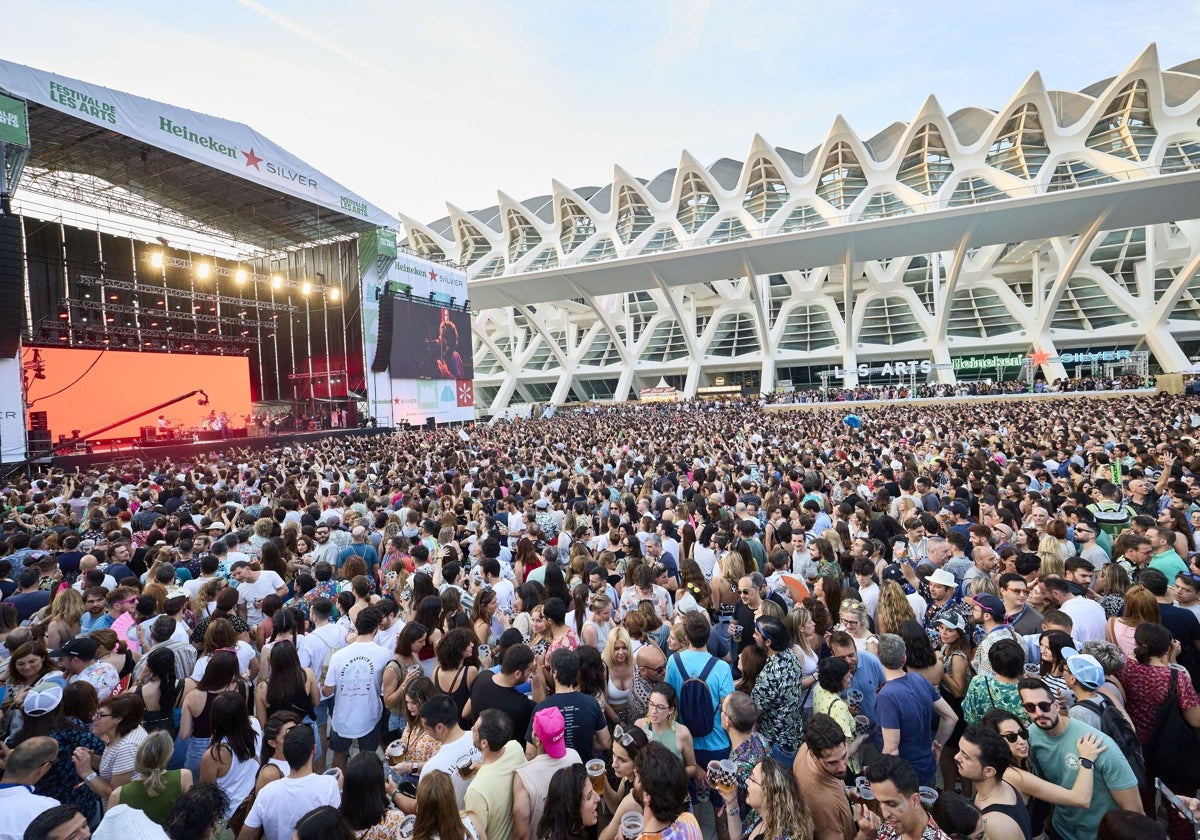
[1079,758,1095,770]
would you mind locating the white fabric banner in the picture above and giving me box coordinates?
[0,59,396,229]
[390,378,474,426]
[0,356,27,463]
[383,252,469,301]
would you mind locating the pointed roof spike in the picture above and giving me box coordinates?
[914,94,946,121]
[749,133,774,155]
[1125,43,1160,75]
[1014,70,1047,99]
[678,148,710,173]
[827,114,856,139]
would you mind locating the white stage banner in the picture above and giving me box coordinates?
[390,378,474,426]
[383,252,468,301]
[0,59,396,229]
[0,356,26,463]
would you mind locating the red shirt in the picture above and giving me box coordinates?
[1116,660,1200,745]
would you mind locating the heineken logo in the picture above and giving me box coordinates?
[159,116,237,157]
[49,81,116,124]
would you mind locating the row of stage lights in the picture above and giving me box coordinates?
[376,280,469,312]
[146,250,340,302]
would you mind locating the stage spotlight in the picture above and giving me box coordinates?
[156,236,169,247]
[196,262,211,279]
[271,275,282,289]
[301,280,312,295]
[428,292,435,303]
[235,268,247,284]
[329,288,340,302]
[462,299,470,312]
[374,285,383,301]
[150,252,164,268]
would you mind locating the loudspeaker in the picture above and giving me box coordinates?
[425,416,436,430]
[0,215,23,358]
[371,294,394,373]
[29,411,48,430]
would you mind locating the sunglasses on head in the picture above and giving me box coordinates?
[1000,729,1028,743]
[1022,700,1055,713]
[612,725,636,747]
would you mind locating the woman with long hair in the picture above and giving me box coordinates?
[602,627,635,726]
[433,627,478,727]
[597,724,650,840]
[339,752,407,838]
[1037,535,1066,578]
[1039,630,1075,700]
[874,581,916,636]
[711,550,745,628]
[3,641,57,725]
[413,595,445,673]
[296,805,356,840]
[470,585,502,646]
[936,613,975,792]
[1106,584,1159,658]
[543,565,572,605]
[512,582,544,641]
[632,684,699,783]
[0,601,18,652]
[253,711,300,793]
[178,650,248,777]
[382,622,426,739]
[388,677,441,783]
[189,617,256,688]
[783,608,819,715]
[539,764,601,840]
[43,588,86,651]
[735,645,767,694]
[254,641,318,727]
[1096,562,1132,618]
[438,587,470,633]
[982,708,1108,812]
[719,757,815,840]
[676,557,712,614]
[514,537,540,586]
[1117,622,1200,748]
[899,619,943,687]
[110,729,192,825]
[136,646,180,735]
[413,770,484,840]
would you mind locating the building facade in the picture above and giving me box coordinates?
[401,47,1200,411]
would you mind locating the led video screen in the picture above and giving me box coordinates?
[389,300,474,379]
[25,348,252,441]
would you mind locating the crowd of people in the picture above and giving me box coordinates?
[763,374,1152,404]
[2,391,1200,840]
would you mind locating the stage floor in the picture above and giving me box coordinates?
[45,426,393,471]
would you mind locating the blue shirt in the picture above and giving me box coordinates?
[665,649,734,752]
[850,650,886,726]
[876,672,940,786]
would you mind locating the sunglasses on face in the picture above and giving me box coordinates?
[737,588,754,595]
[1000,729,1028,743]
[1022,700,1055,713]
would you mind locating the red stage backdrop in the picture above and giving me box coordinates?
[26,348,252,441]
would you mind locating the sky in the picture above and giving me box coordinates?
[6,1,1200,231]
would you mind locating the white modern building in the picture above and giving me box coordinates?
[400,46,1200,411]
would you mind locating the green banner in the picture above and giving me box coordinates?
[358,227,398,278]
[0,93,29,147]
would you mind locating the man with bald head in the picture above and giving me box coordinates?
[71,554,116,592]
[626,644,667,722]
[338,524,379,576]
[0,736,61,838]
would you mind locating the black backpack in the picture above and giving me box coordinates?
[1146,668,1200,790]
[673,653,718,738]
[1074,697,1148,794]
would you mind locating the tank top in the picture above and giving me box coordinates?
[193,691,220,739]
[607,675,631,705]
[118,770,184,825]
[981,783,1032,840]
[436,665,473,723]
[215,737,261,818]
[642,722,680,756]
[265,678,315,721]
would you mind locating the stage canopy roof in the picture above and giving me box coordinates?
[0,59,397,252]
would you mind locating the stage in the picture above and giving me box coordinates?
[42,425,393,472]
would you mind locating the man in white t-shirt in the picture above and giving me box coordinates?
[239,724,340,840]
[322,606,392,772]
[0,736,61,840]
[303,597,345,772]
[232,561,286,628]
[418,693,478,807]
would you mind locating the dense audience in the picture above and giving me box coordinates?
[4,391,1200,840]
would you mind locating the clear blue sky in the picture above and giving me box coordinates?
[5,2,1200,226]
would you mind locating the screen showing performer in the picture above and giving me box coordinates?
[388,300,475,379]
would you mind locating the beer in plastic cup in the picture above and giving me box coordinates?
[586,759,606,794]
[620,813,644,840]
